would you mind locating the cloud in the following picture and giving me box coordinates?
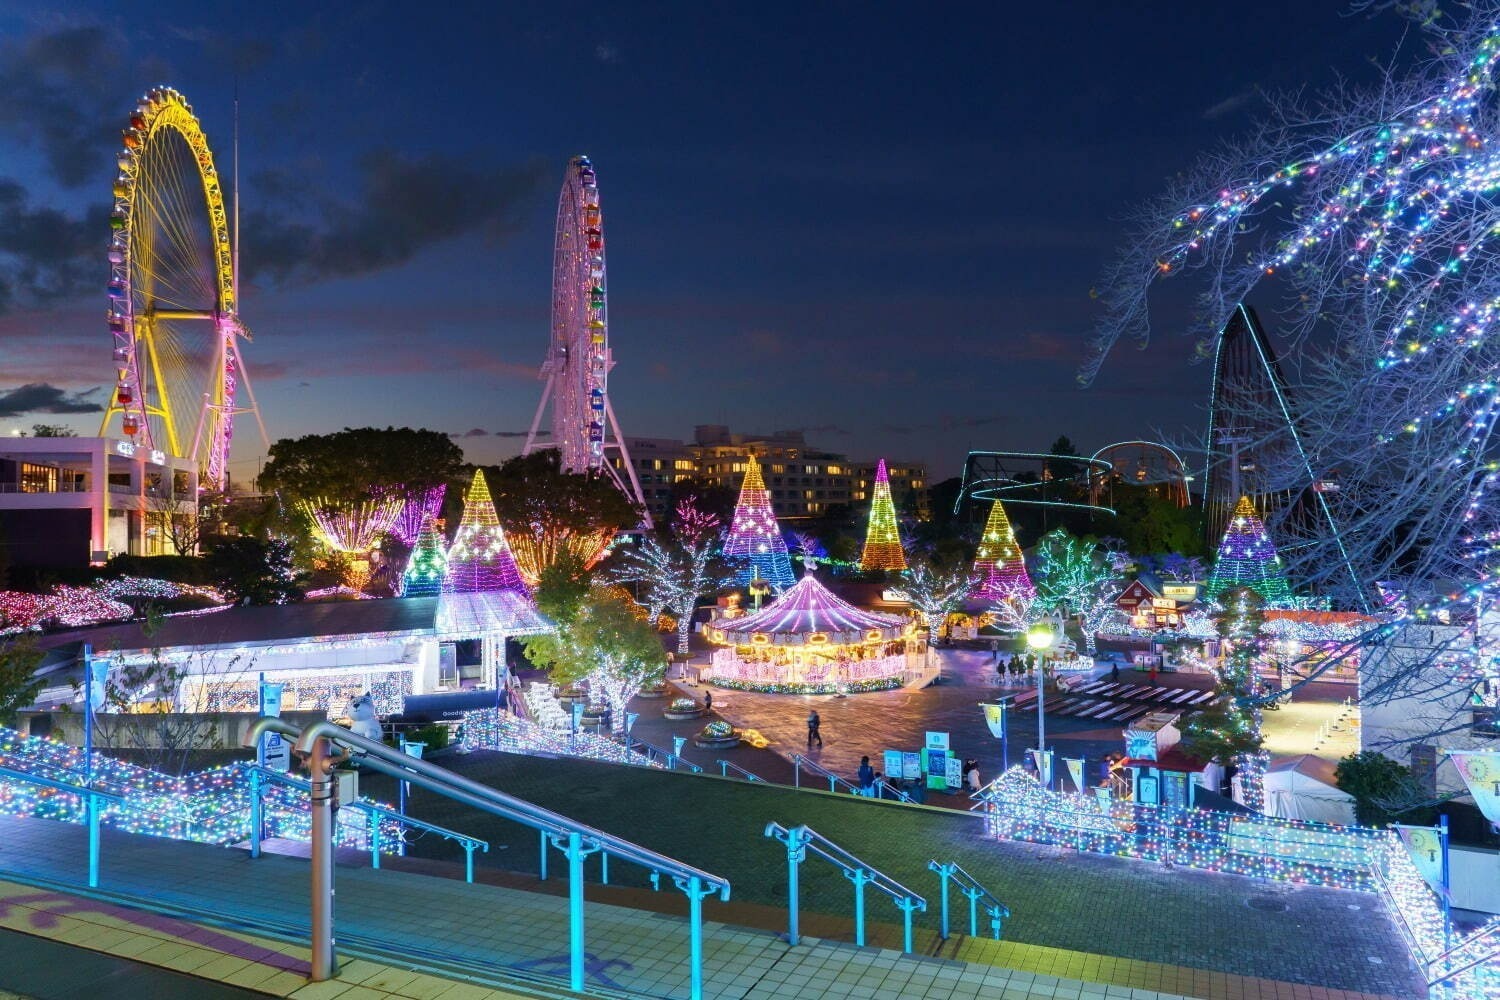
[0,181,104,313]
[0,382,102,417]
[243,151,547,286]
[1203,87,1256,120]
[447,428,530,439]
[745,330,784,355]
[0,27,170,189]
[594,42,621,64]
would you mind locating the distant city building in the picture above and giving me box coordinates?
[0,436,198,567]
[611,425,927,522]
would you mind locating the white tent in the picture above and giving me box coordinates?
[1264,755,1356,825]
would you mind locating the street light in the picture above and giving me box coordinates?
[1026,623,1055,788]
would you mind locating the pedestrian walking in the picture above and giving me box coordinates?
[991,639,1000,662]
[704,689,713,712]
[857,755,876,796]
[806,709,823,747]
[1110,661,1120,683]
[1148,665,1159,686]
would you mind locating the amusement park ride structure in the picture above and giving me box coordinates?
[100,88,268,491]
[524,156,650,526]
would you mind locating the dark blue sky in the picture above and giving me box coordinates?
[0,1,1410,480]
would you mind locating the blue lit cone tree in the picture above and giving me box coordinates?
[723,454,795,591]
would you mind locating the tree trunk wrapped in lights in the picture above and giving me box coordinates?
[859,459,907,571]
[902,560,975,645]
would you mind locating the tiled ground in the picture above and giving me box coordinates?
[374,750,1421,997]
[0,814,1215,1000]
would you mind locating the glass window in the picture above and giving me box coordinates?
[19,463,58,493]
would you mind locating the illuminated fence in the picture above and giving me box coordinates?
[0,727,402,852]
[975,767,1379,890]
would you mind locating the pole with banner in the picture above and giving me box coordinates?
[1063,757,1085,795]
[1446,749,1500,823]
[979,702,1008,771]
[1395,820,1452,947]
[257,676,288,772]
[82,645,103,887]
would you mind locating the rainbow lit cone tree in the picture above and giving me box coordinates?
[723,454,795,591]
[971,500,1034,602]
[1204,496,1293,607]
[444,469,529,595]
[859,459,907,572]
[401,513,447,598]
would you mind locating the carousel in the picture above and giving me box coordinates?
[703,568,929,693]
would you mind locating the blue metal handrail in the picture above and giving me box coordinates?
[717,760,763,782]
[791,754,859,794]
[630,736,703,773]
[0,763,123,888]
[238,763,490,882]
[764,821,926,952]
[928,859,1009,940]
[251,716,729,1000]
[872,777,916,804]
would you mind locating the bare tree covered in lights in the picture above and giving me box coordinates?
[608,498,732,654]
[902,558,976,646]
[1088,11,1500,610]
[1087,11,1500,737]
[1032,529,1121,655]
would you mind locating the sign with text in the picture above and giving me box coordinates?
[945,756,963,790]
[926,748,948,790]
[883,750,904,781]
[902,751,922,780]
[258,681,289,772]
[1450,750,1500,824]
[925,731,950,752]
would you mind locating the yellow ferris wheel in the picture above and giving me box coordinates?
[100,86,263,488]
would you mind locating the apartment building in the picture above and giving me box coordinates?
[613,425,927,522]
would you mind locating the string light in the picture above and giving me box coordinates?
[1204,497,1294,607]
[402,513,448,598]
[971,500,1035,602]
[723,455,795,591]
[858,459,906,571]
[445,470,528,595]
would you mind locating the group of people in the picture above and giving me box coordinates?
[993,647,1044,685]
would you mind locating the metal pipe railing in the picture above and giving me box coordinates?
[928,859,1009,940]
[717,760,763,782]
[630,736,702,773]
[249,717,728,1000]
[0,763,123,888]
[238,763,489,882]
[764,821,926,952]
[792,754,859,794]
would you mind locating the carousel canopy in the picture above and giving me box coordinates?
[708,572,910,646]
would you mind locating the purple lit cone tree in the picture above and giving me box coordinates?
[444,469,529,595]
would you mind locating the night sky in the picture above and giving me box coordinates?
[0,2,1410,481]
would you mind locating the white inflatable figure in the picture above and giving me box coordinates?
[344,693,382,743]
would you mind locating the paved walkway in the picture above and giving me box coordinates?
[0,813,1213,1000]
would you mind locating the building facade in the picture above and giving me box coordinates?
[0,436,199,567]
[613,425,927,522]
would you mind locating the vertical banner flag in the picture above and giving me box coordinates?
[1093,785,1111,809]
[1394,824,1446,894]
[258,680,289,772]
[1029,749,1054,786]
[980,703,1006,739]
[1064,757,1085,794]
[572,701,584,733]
[1449,751,1500,824]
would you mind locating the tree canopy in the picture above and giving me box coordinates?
[259,427,466,508]
[484,449,641,581]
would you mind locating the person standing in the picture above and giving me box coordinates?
[966,759,981,793]
[857,755,876,795]
[1148,665,1159,687]
[704,689,714,712]
[807,709,823,748]
[1110,661,1121,683]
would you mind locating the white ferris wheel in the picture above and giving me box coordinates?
[524,156,649,524]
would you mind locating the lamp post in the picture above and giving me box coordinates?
[1026,622,1055,788]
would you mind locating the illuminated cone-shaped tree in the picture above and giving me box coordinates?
[971,500,1034,602]
[723,454,795,591]
[859,459,907,571]
[444,469,529,595]
[1203,496,1293,607]
[401,513,447,598]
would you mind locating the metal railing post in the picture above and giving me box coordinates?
[464,842,476,883]
[794,756,802,788]
[539,828,549,881]
[673,874,715,1000]
[308,736,337,981]
[369,809,381,870]
[565,831,587,993]
[846,867,870,946]
[898,897,920,953]
[763,823,805,945]
[601,850,609,885]
[965,887,982,937]
[86,791,100,889]
[249,767,262,859]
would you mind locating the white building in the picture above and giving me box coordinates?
[30,592,552,719]
[0,436,198,567]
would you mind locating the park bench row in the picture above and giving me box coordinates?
[1073,681,1216,706]
[1044,697,1154,724]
